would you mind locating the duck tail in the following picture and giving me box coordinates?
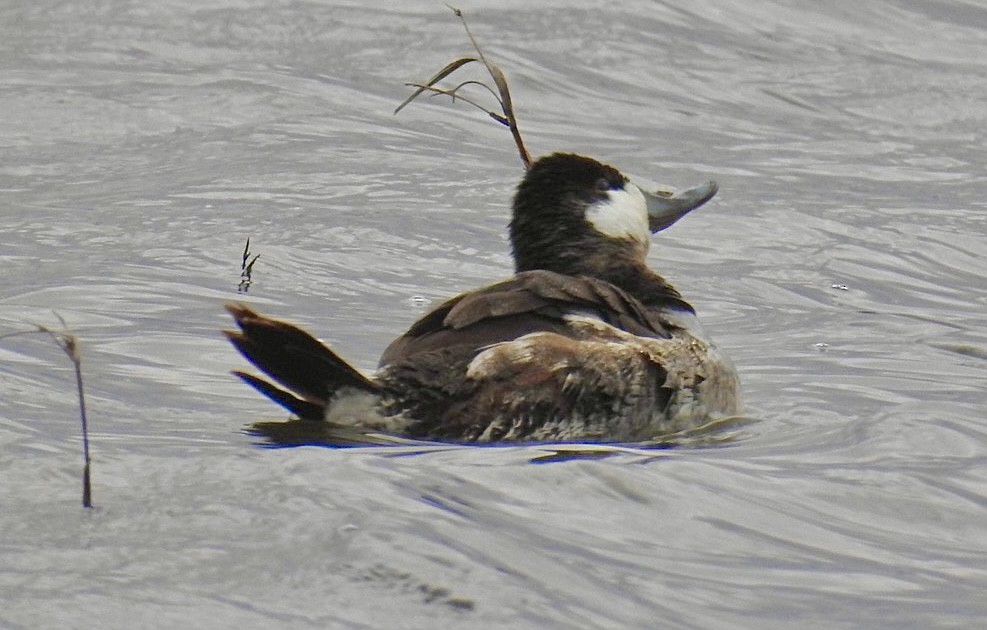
[224,303,380,420]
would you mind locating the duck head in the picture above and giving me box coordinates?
[509,153,718,276]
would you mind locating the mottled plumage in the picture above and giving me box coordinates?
[226,153,741,442]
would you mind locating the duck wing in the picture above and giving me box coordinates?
[376,270,693,441]
[379,269,670,366]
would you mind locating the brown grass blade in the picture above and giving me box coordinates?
[396,6,532,169]
[394,56,479,114]
[448,5,531,168]
[485,61,531,168]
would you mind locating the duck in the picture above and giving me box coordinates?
[225,152,741,443]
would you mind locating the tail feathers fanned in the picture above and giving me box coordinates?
[225,303,380,418]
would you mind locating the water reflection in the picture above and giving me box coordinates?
[247,414,756,456]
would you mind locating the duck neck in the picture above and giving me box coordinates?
[598,259,694,313]
[515,243,694,313]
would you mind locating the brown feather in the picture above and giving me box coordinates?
[225,304,378,412]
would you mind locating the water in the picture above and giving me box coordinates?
[2,0,986,628]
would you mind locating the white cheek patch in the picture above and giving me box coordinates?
[584,183,650,247]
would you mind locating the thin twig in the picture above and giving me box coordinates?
[394,57,479,115]
[395,6,531,169]
[405,84,509,125]
[446,80,507,112]
[2,320,93,508]
[239,237,259,293]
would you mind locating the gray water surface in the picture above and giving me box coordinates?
[2,1,986,628]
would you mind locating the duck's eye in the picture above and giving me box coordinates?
[594,178,611,193]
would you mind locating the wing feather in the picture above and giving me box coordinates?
[380,270,671,366]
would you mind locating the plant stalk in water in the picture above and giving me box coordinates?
[1,316,93,508]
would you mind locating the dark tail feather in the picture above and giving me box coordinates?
[224,303,380,418]
[233,370,324,420]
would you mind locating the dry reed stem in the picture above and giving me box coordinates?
[394,6,532,169]
[0,317,93,508]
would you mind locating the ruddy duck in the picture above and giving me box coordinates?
[226,153,741,442]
